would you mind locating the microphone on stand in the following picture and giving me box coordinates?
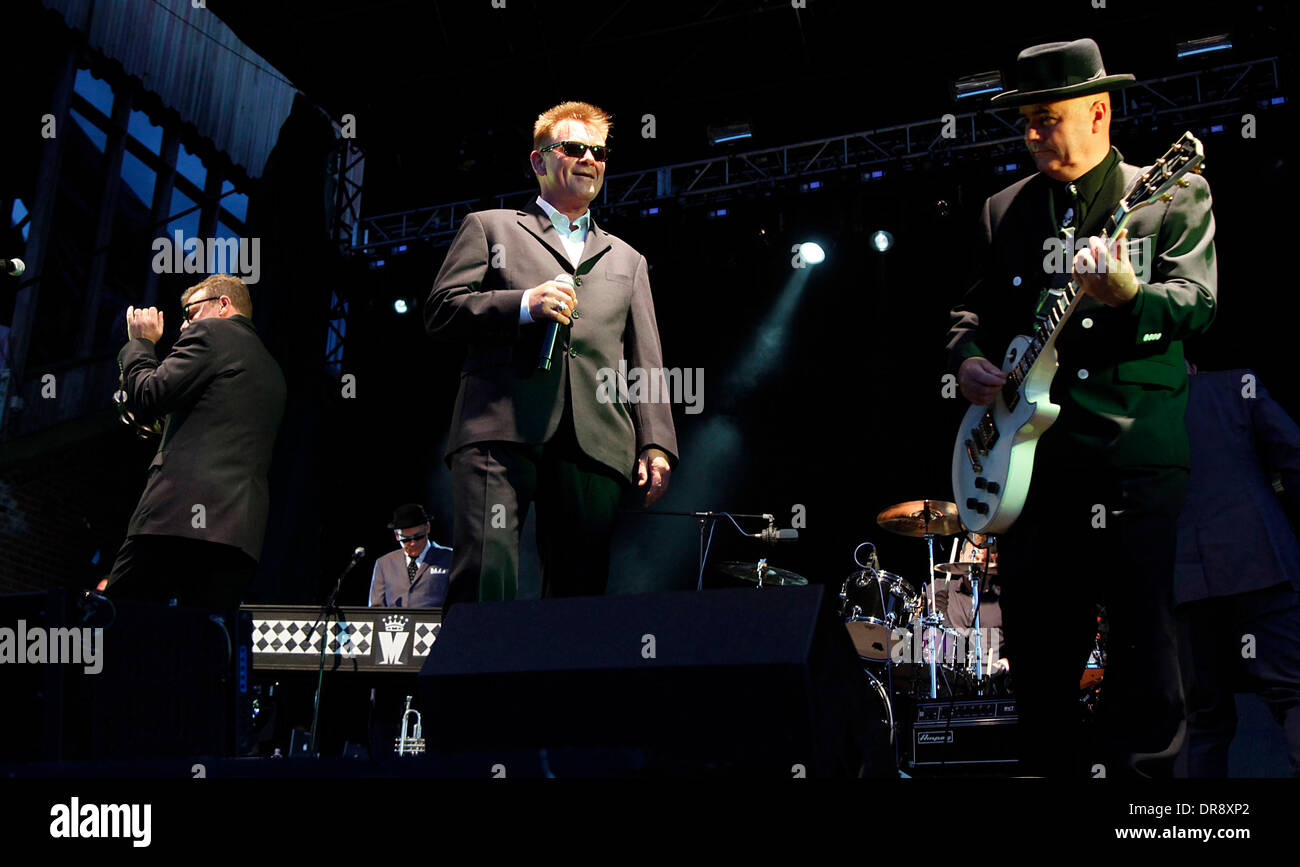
[749,527,799,544]
[1,258,25,277]
[538,273,575,371]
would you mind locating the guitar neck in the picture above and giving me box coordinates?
[1001,203,1135,402]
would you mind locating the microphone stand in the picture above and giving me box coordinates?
[631,510,787,590]
[307,551,362,756]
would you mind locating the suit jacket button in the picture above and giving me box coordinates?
[1081,317,1093,329]
[568,347,578,358]
[1012,276,1022,286]
[1077,368,1089,380]
[574,277,584,288]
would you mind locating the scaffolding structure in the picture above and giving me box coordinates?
[347,56,1283,258]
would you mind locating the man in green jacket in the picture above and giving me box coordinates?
[947,38,1217,777]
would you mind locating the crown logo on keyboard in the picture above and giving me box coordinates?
[383,615,409,632]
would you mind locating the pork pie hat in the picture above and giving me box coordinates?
[990,38,1136,106]
[388,503,430,530]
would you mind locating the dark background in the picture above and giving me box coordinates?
[3,0,1296,605]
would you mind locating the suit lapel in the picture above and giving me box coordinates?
[518,203,574,273]
[578,219,612,273]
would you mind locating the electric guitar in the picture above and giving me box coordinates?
[951,132,1205,535]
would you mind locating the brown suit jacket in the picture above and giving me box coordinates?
[426,200,678,481]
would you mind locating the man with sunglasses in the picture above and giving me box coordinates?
[427,101,678,607]
[368,503,452,608]
[105,273,286,609]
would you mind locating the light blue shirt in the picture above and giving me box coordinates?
[520,196,590,323]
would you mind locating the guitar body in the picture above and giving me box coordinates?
[951,334,1061,534]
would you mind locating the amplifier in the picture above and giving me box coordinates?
[909,697,1019,768]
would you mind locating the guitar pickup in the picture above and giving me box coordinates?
[964,439,984,473]
[976,411,999,451]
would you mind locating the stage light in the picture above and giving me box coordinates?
[393,298,409,314]
[797,242,825,266]
[871,231,894,253]
[1176,35,1232,59]
[708,122,753,146]
[952,70,1004,101]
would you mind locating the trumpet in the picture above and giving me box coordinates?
[394,695,425,756]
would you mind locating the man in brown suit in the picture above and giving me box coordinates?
[426,101,678,605]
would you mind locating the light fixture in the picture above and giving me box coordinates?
[871,231,894,253]
[1176,35,1232,59]
[952,71,1005,101]
[708,122,753,146]
[393,298,409,314]
[797,242,826,266]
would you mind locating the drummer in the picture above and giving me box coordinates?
[934,534,1010,677]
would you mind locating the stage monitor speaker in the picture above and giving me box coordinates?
[418,585,883,777]
[0,590,250,762]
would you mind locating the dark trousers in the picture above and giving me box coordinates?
[446,415,626,607]
[1177,583,1300,777]
[998,465,1188,778]
[107,534,257,610]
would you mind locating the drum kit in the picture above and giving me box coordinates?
[712,498,1108,767]
[842,499,1001,705]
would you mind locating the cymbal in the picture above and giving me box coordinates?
[876,500,963,538]
[933,561,998,576]
[715,561,808,586]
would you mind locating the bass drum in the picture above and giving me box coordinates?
[840,569,920,660]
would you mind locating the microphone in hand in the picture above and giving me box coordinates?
[538,273,575,371]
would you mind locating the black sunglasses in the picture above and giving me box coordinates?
[540,140,610,162]
[181,295,221,322]
[397,532,428,544]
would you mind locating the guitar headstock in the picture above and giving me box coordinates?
[1119,132,1205,216]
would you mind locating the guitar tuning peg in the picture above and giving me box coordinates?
[1159,192,1174,202]
[1175,178,1190,187]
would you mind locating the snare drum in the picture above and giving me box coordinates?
[840,569,920,660]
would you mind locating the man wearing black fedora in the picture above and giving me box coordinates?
[947,38,1217,776]
[368,503,452,608]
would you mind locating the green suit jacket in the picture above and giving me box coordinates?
[947,149,1217,469]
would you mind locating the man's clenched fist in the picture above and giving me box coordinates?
[126,306,165,343]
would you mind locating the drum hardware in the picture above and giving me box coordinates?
[933,562,985,576]
[673,510,798,591]
[877,499,965,699]
[715,560,808,587]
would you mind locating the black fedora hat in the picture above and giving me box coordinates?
[991,38,1135,106]
[388,503,430,530]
